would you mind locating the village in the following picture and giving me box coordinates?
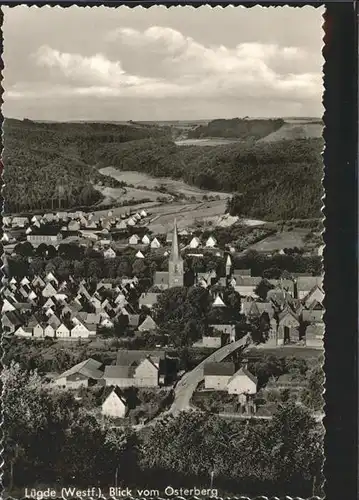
[2,209,324,425]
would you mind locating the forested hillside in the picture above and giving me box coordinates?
[3,118,323,220]
[94,137,324,220]
[3,119,170,212]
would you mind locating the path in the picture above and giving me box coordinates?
[169,334,252,416]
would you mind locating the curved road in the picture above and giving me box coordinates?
[169,334,252,416]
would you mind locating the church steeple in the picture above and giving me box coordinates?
[168,219,184,288]
[170,218,182,262]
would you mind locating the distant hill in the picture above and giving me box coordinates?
[3,118,323,220]
[94,136,324,220]
[260,122,323,142]
[188,117,323,142]
[188,118,285,140]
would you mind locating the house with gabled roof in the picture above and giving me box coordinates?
[302,284,324,308]
[45,307,55,318]
[71,322,91,338]
[296,276,323,299]
[204,362,236,390]
[150,237,161,249]
[104,247,116,259]
[105,350,164,388]
[205,235,217,248]
[20,277,30,286]
[3,311,23,334]
[33,323,44,338]
[32,276,45,288]
[44,324,56,338]
[189,236,200,249]
[234,276,261,298]
[56,323,71,338]
[43,297,56,309]
[138,315,157,332]
[277,308,300,345]
[2,298,16,313]
[55,358,104,388]
[302,301,324,324]
[28,290,38,302]
[135,250,145,259]
[227,366,258,395]
[42,282,58,298]
[15,326,33,338]
[101,386,128,419]
[142,234,150,245]
[212,294,226,308]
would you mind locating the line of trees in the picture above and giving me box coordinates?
[3,363,324,497]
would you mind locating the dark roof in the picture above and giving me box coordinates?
[104,365,135,379]
[116,349,166,366]
[56,358,103,381]
[229,367,258,385]
[3,311,23,326]
[13,303,32,310]
[204,362,235,376]
[278,308,300,324]
[296,276,323,291]
[235,277,261,286]
[101,386,127,405]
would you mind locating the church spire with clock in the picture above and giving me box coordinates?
[168,219,184,288]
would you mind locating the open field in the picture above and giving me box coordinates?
[99,167,230,200]
[248,229,308,252]
[261,122,323,142]
[95,184,171,205]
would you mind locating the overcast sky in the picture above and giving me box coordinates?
[3,6,324,121]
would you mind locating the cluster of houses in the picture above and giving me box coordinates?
[195,261,324,349]
[2,209,150,247]
[53,350,175,419]
[3,218,324,350]
[53,351,258,419]
[2,271,150,340]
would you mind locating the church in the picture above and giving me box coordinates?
[153,219,184,290]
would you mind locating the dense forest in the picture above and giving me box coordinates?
[3,119,170,213]
[94,137,324,220]
[3,118,323,220]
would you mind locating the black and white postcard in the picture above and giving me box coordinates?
[2,5,325,499]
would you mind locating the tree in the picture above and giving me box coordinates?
[255,279,275,301]
[268,402,324,495]
[226,193,244,216]
[35,243,48,258]
[301,366,324,412]
[14,241,34,258]
[132,259,148,278]
[263,267,282,280]
[154,286,211,347]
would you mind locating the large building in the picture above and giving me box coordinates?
[153,219,184,289]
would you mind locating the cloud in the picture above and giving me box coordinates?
[6,27,321,106]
